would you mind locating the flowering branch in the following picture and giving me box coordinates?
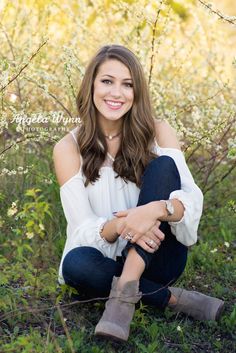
[0,39,48,92]
[25,77,73,118]
[0,23,23,103]
[198,0,236,26]
[148,0,163,85]
[0,134,58,156]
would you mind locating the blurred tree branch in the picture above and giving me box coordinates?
[0,39,48,93]
[0,23,23,103]
[24,77,73,119]
[198,0,236,26]
[148,1,163,85]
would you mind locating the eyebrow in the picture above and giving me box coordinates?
[101,74,132,81]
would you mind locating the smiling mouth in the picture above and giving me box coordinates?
[104,100,124,110]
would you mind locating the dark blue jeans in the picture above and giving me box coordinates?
[62,156,188,309]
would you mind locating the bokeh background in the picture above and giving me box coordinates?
[0,1,235,352]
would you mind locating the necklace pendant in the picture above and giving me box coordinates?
[104,131,121,140]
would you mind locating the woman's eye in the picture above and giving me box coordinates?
[101,80,133,88]
[101,79,111,84]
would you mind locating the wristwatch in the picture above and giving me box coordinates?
[161,200,174,216]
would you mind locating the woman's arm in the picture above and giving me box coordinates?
[151,119,185,222]
[115,120,203,247]
[153,120,204,246]
[53,133,81,187]
[53,134,119,253]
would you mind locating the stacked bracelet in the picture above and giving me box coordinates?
[99,221,109,243]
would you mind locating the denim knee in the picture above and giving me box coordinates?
[62,246,103,285]
[138,155,181,205]
[144,155,180,184]
[62,246,123,296]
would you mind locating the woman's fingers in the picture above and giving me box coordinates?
[141,235,157,249]
[121,228,163,247]
[136,238,156,253]
[120,222,164,244]
[129,232,142,243]
[151,225,165,241]
[138,235,160,251]
[114,210,129,218]
[145,231,161,246]
[120,230,141,243]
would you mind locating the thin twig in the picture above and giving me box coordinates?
[198,0,236,27]
[148,1,163,85]
[0,39,48,92]
[204,161,236,194]
[0,135,58,156]
[0,279,173,322]
[32,310,63,353]
[0,23,23,103]
[177,86,226,117]
[195,147,228,176]
[24,77,73,118]
[57,305,75,353]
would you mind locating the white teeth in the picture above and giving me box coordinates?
[106,101,123,107]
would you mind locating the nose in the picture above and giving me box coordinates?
[110,84,122,98]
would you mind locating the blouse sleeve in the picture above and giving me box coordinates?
[158,147,204,246]
[59,170,119,257]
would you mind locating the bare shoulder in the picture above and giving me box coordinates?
[52,132,81,187]
[154,119,181,150]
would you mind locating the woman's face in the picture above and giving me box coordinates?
[93,59,134,124]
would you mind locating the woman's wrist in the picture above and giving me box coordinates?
[148,201,167,221]
[149,199,184,222]
[100,218,120,243]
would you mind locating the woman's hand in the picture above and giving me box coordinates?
[114,203,164,243]
[136,221,165,253]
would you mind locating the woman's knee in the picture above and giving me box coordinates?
[138,156,181,204]
[144,156,180,191]
[62,246,104,284]
[148,156,179,178]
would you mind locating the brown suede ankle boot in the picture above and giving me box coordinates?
[94,276,142,341]
[168,287,225,321]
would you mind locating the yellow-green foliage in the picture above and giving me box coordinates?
[0,1,235,352]
[0,0,235,193]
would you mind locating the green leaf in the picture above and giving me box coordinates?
[168,0,189,19]
[25,188,41,198]
[87,11,97,27]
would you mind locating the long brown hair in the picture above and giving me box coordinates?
[76,44,157,187]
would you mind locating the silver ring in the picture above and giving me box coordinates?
[125,232,133,241]
[147,239,155,247]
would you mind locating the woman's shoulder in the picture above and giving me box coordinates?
[54,129,79,152]
[154,119,181,150]
[54,125,80,150]
[53,128,82,187]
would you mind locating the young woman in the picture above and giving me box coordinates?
[53,44,224,342]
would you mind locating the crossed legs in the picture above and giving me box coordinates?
[63,156,187,309]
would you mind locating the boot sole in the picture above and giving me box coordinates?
[95,330,127,342]
[95,322,128,342]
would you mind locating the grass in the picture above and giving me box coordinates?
[0,149,235,353]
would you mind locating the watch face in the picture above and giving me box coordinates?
[167,200,174,215]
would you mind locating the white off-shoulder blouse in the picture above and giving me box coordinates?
[58,127,203,284]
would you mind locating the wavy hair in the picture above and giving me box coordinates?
[76,44,157,187]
